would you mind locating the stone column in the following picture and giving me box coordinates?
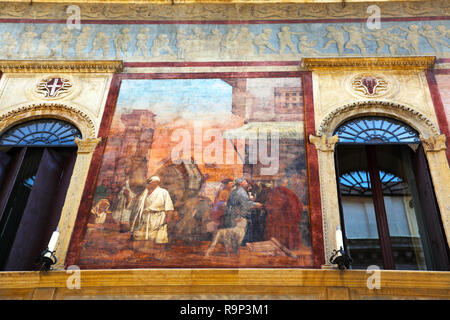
[309,134,340,268]
[421,134,450,246]
[53,137,101,270]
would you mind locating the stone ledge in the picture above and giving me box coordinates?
[0,269,448,299]
[302,57,436,71]
[0,60,123,73]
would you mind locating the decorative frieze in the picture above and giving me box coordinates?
[0,1,447,21]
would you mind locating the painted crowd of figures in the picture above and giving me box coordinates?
[91,175,305,256]
[1,23,449,60]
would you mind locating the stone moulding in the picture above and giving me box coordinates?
[0,1,446,21]
[302,56,436,71]
[0,103,96,138]
[317,100,440,137]
[0,60,123,73]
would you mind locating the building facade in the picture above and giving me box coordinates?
[0,0,449,299]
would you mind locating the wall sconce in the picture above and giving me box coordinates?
[330,226,352,270]
[36,228,59,271]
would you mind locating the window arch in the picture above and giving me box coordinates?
[334,117,420,144]
[0,119,82,147]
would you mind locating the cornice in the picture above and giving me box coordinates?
[0,60,123,74]
[0,0,428,3]
[0,1,446,21]
[302,57,436,71]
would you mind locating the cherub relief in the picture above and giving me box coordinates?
[254,29,277,55]
[323,26,346,55]
[36,25,57,58]
[221,28,239,59]
[76,27,92,58]
[52,27,73,58]
[90,31,113,58]
[151,34,174,57]
[343,25,370,55]
[114,27,131,59]
[206,29,222,57]
[236,27,256,57]
[298,35,322,56]
[397,24,421,55]
[1,32,17,58]
[277,26,304,54]
[134,27,151,58]
[18,25,38,58]
[420,24,450,53]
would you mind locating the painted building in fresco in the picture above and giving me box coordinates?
[0,0,449,299]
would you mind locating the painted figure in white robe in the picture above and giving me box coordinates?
[130,176,174,244]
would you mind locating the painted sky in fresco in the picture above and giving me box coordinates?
[117,79,233,123]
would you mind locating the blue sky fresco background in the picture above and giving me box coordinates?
[117,79,233,123]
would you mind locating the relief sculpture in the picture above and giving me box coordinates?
[1,22,448,62]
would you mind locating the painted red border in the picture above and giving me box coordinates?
[425,69,450,162]
[123,61,300,68]
[0,16,448,25]
[65,70,326,268]
[302,72,325,268]
[65,74,122,267]
[119,71,302,79]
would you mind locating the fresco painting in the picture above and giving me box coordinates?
[78,78,313,268]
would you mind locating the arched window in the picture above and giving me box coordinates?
[334,116,449,271]
[0,119,80,271]
[335,117,420,144]
[0,119,81,146]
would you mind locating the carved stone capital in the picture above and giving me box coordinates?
[75,137,102,154]
[421,135,447,152]
[309,134,339,152]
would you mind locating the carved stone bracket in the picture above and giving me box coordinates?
[421,134,447,152]
[75,137,102,154]
[309,134,339,152]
